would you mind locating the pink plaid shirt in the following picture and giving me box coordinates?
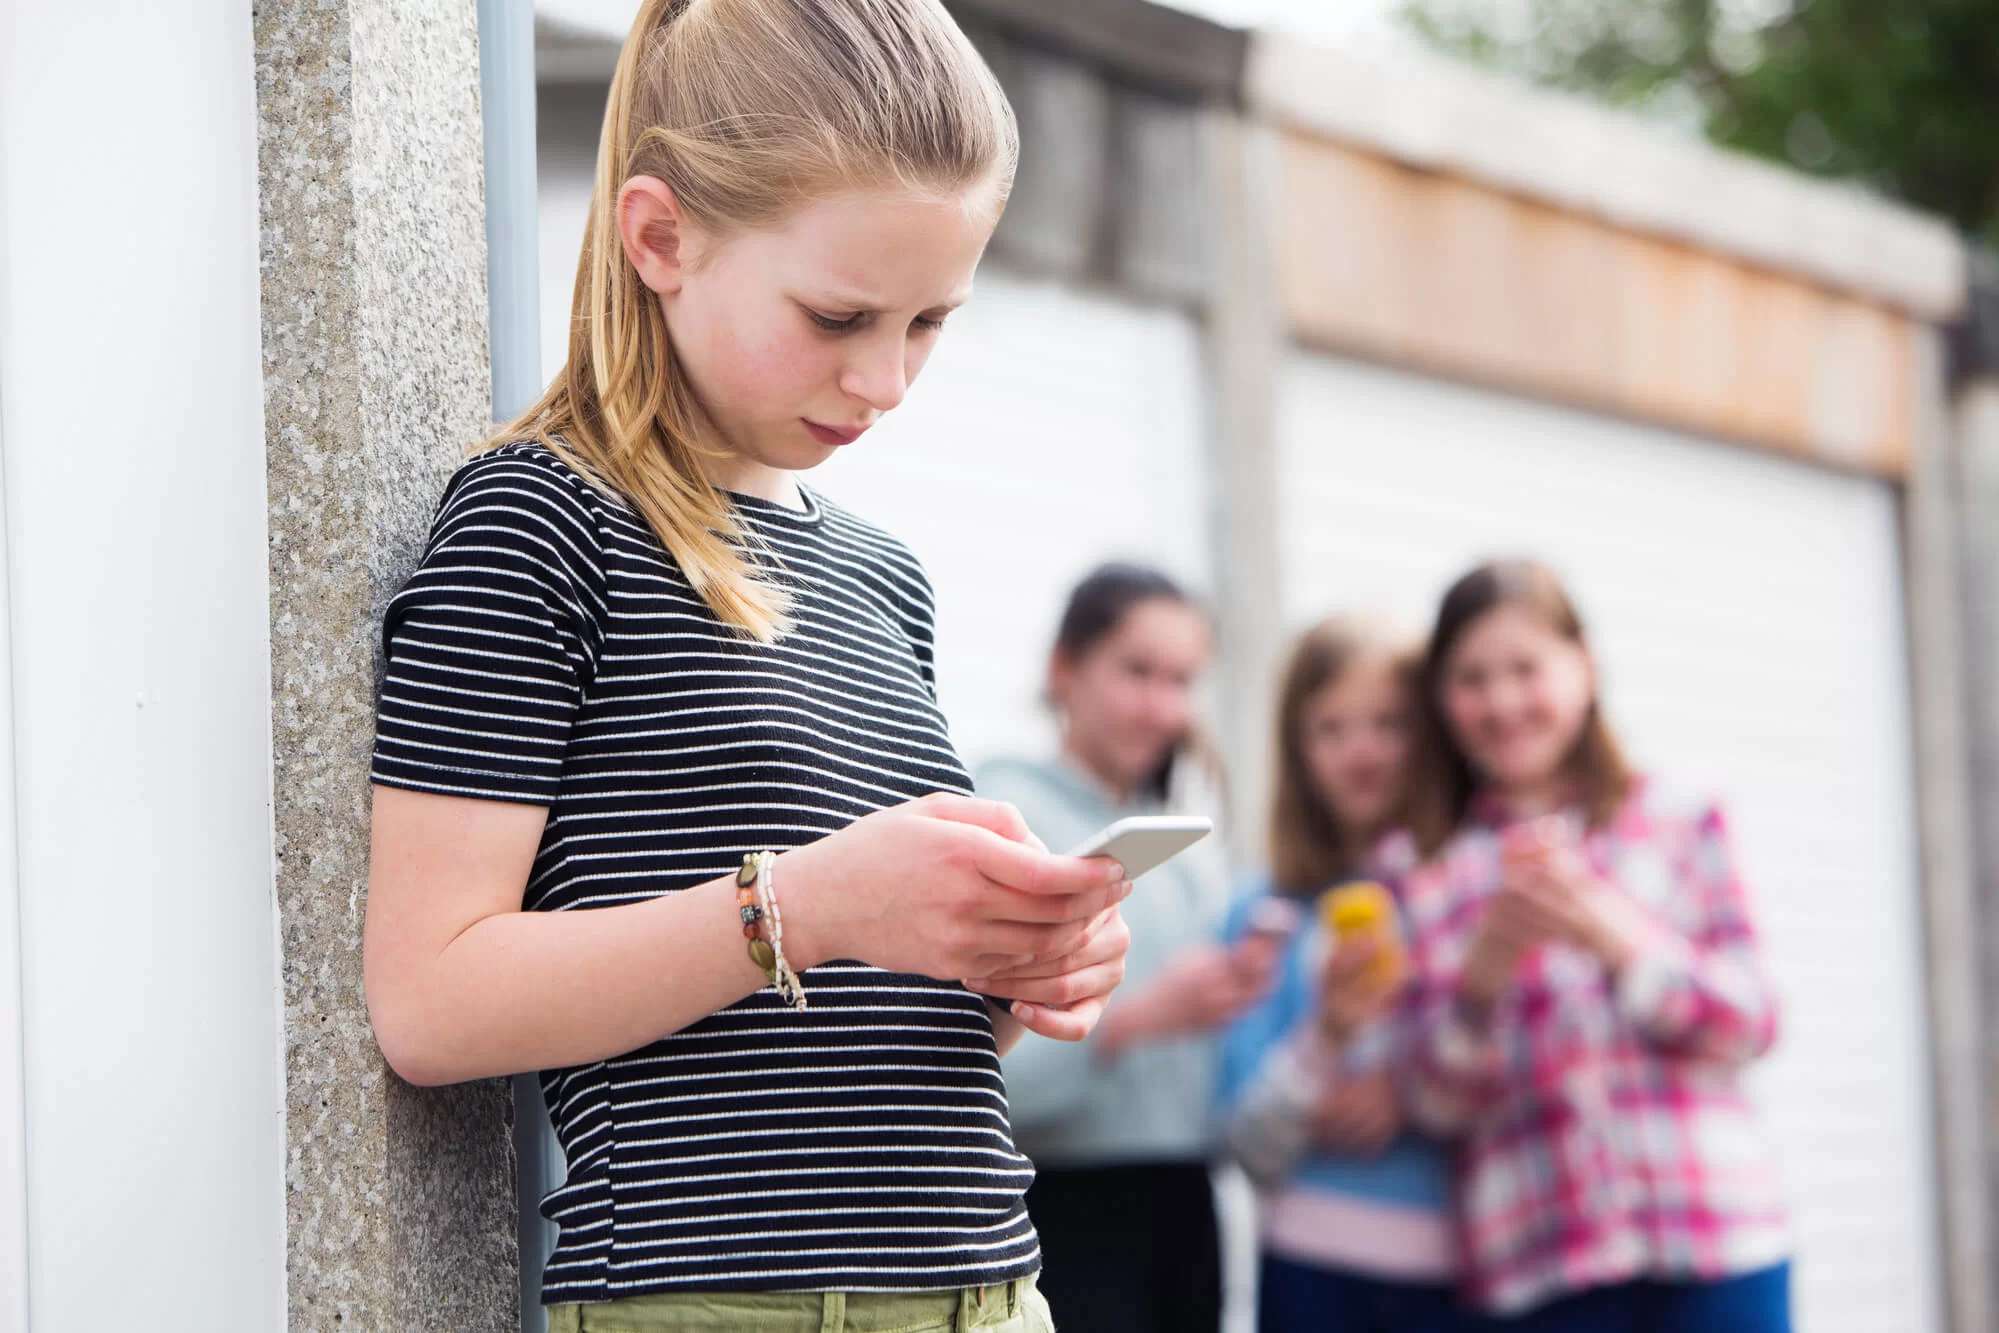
[1395,776,1789,1315]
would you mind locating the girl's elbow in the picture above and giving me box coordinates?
[1744,1007,1780,1062]
[365,977,455,1087]
[1735,988,1781,1062]
[379,1038,452,1088]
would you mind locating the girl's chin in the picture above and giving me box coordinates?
[1113,744,1173,787]
[1335,802,1390,832]
[1483,756,1564,789]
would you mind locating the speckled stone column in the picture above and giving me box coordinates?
[255,1,519,1328]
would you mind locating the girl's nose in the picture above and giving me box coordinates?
[840,339,908,413]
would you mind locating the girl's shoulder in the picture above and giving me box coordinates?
[1609,771,1733,847]
[442,440,618,547]
[973,757,1094,826]
[423,440,617,585]
[465,437,610,497]
[1363,828,1419,879]
[973,755,1059,798]
[810,487,915,557]
[795,490,949,648]
[809,489,935,591]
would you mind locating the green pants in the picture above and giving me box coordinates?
[547,1276,1054,1333]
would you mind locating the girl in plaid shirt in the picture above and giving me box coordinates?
[1396,560,1791,1329]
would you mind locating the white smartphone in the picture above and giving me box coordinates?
[1065,815,1214,881]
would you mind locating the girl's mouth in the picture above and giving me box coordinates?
[803,419,867,446]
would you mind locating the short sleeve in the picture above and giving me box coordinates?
[887,547,942,704]
[907,581,941,704]
[370,450,609,805]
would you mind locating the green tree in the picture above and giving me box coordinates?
[1404,0,1999,252]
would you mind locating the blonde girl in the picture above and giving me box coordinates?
[1216,616,1466,1333]
[362,3,1132,1329]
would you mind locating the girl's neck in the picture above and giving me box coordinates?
[709,450,804,511]
[1336,816,1384,871]
[1490,774,1576,820]
[1059,735,1139,808]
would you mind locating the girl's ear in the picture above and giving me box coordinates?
[1046,648,1075,713]
[617,176,689,296]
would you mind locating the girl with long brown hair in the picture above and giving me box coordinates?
[1396,560,1790,1330]
[361,3,1134,1328]
[1217,616,1465,1333]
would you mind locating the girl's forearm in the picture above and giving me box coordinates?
[987,999,1027,1056]
[1091,985,1166,1063]
[373,874,771,1086]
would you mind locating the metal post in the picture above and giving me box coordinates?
[481,0,541,422]
[477,3,548,1331]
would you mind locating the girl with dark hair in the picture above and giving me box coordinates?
[1396,560,1790,1330]
[1216,615,1466,1333]
[978,563,1280,1333]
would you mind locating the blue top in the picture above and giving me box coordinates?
[978,755,1236,1167]
[1214,874,1459,1279]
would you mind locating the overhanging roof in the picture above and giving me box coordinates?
[1250,33,1967,320]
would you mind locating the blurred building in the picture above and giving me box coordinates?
[0,1,1993,1331]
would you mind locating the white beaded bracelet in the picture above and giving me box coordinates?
[737,851,807,1011]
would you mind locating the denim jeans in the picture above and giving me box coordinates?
[1258,1252,1468,1333]
[1470,1265,1792,1333]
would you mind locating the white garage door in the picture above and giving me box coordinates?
[1276,352,1940,1333]
[813,269,1213,769]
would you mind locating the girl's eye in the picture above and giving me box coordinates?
[807,309,862,333]
[913,314,948,333]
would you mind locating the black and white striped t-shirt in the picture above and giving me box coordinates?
[370,441,1039,1302]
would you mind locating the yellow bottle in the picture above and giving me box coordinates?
[1320,881,1404,992]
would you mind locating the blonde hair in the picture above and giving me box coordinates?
[1267,616,1421,895]
[490,0,1018,641]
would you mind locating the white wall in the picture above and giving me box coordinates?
[0,4,284,1330]
[1276,352,1940,1333]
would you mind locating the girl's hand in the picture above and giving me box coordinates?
[1307,1070,1401,1157]
[1501,830,1642,972]
[1092,935,1282,1062]
[1317,935,1399,1043]
[967,904,1132,1041]
[780,793,1132,981]
[1457,889,1547,1020]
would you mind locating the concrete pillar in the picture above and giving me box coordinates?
[1955,376,1999,1333]
[1945,260,1999,1333]
[1201,111,1286,863]
[1907,323,1993,1333]
[255,2,518,1327]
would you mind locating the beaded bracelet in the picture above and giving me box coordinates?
[736,851,807,1011]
